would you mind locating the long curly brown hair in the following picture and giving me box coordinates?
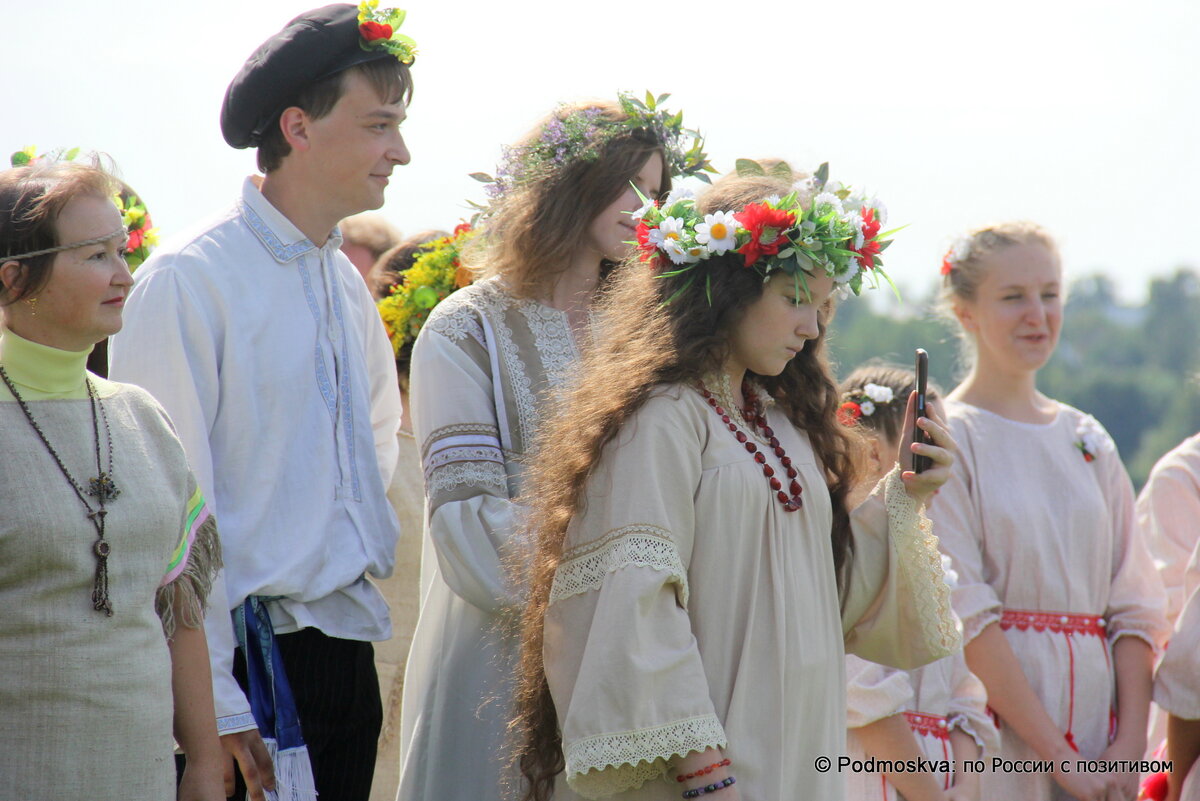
[508,170,864,800]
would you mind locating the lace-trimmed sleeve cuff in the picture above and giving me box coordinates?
[551,524,689,608]
[564,714,727,799]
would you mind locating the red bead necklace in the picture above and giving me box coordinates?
[699,381,803,512]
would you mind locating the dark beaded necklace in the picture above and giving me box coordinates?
[0,365,119,615]
[698,380,804,512]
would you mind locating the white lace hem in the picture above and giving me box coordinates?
[883,467,962,657]
[565,714,727,799]
[551,525,688,608]
[427,460,507,495]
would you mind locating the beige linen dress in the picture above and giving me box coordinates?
[543,386,960,801]
[843,649,998,800]
[398,277,581,800]
[1153,541,1200,800]
[1137,434,1200,755]
[370,431,423,801]
[931,400,1169,800]
[0,380,218,799]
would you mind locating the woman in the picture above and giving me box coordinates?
[0,160,224,798]
[932,223,1169,800]
[398,93,711,800]
[839,364,998,801]
[512,165,961,800]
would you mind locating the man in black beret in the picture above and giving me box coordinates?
[110,4,415,800]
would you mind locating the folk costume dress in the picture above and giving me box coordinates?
[931,401,1169,800]
[843,646,999,799]
[542,385,961,801]
[0,330,219,799]
[1153,541,1200,801]
[399,276,584,800]
[1137,434,1200,756]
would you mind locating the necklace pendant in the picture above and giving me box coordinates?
[88,472,120,503]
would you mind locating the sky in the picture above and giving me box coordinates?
[4,0,1198,306]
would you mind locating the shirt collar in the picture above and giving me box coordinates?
[239,177,345,264]
[0,328,91,398]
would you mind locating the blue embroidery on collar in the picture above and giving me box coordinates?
[242,201,316,263]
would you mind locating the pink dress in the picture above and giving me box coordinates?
[931,400,1168,799]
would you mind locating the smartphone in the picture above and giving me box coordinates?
[913,349,932,474]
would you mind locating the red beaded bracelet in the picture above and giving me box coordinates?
[676,758,732,782]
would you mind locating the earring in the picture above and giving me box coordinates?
[24,297,38,316]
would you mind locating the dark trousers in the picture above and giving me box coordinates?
[224,627,383,801]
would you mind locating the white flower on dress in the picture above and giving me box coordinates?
[862,383,895,404]
[941,553,960,589]
[1075,414,1115,463]
[694,211,740,254]
[859,400,876,416]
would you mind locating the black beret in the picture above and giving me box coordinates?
[221,4,395,149]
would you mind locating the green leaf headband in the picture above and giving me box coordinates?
[470,91,715,209]
[633,160,901,301]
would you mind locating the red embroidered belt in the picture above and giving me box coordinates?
[904,711,950,741]
[999,609,1107,637]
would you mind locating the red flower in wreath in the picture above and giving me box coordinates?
[360,21,393,42]
[453,222,472,237]
[837,401,863,426]
[940,250,955,276]
[127,225,146,253]
[734,203,795,268]
[851,207,883,269]
[635,219,665,269]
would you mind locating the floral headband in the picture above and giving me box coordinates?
[8,146,158,271]
[377,223,475,357]
[941,236,971,276]
[357,1,416,64]
[837,382,896,426]
[634,161,897,300]
[470,91,714,207]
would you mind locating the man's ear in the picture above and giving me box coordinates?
[279,106,312,155]
[0,260,26,297]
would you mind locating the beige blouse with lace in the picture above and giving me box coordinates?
[544,386,959,800]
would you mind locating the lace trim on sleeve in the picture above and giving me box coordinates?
[427,460,508,496]
[550,525,688,608]
[883,467,962,657]
[565,713,727,800]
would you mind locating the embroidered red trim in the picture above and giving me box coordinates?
[999,609,1106,637]
[904,711,950,741]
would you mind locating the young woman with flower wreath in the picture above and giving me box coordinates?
[931,222,1169,801]
[397,93,710,801]
[510,165,962,801]
[838,364,999,801]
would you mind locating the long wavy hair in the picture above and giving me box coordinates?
[466,99,671,300]
[509,170,863,800]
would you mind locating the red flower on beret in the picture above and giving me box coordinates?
[360,21,393,42]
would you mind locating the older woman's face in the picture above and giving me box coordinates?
[7,194,131,351]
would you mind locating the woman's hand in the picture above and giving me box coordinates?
[898,391,956,507]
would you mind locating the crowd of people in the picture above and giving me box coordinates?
[3,3,1199,801]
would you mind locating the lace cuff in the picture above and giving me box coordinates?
[565,714,726,799]
[883,467,961,658]
[552,525,689,608]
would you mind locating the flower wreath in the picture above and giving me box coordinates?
[470,91,714,208]
[8,146,159,271]
[634,160,898,300]
[357,1,416,64]
[837,382,897,426]
[377,223,475,358]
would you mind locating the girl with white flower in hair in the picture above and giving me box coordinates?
[399,93,711,801]
[838,363,1000,801]
[932,222,1169,801]
[511,163,962,801]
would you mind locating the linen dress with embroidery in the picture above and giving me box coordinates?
[1137,434,1200,755]
[0,381,219,799]
[1154,541,1200,800]
[843,649,998,800]
[930,401,1169,800]
[543,387,961,801]
[371,431,424,801]
[398,277,581,800]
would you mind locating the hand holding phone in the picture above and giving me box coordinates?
[913,349,932,474]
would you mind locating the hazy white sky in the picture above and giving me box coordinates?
[4,0,1197,304]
